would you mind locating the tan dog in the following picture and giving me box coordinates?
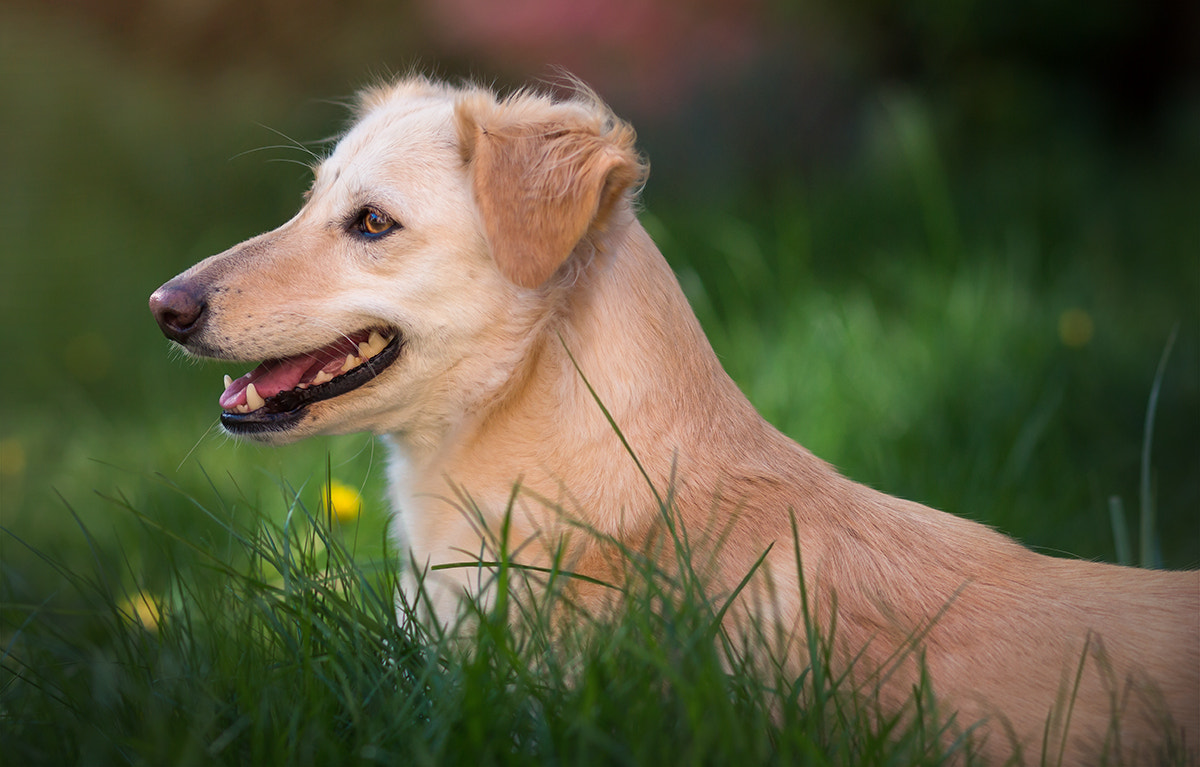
[150,76,1198,765]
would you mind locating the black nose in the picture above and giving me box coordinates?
[149,282,206,343]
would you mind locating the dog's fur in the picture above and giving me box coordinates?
[151,76,1198,765]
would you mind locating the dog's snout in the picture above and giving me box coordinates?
[149,282,206,343]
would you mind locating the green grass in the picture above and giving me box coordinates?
[1,8,1197,765]
[4,469,991,766]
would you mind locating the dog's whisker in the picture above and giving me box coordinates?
[265,157,320,171]
[254,122,323,163]
[229,144,321,162]
[176,417,223,473]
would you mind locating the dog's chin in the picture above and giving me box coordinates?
[220,408,315,443]
[219,332,404,441]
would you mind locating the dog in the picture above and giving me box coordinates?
[150,76,1198,765]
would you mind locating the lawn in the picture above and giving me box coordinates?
[1,8,1197,765]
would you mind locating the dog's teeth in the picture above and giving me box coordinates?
[313,370,334,385]
[235,403,250,414]
[341,354,361,373]
[223,374,233,389]
[366,330,387,356]
[358,341,372,358]
[245,383,265,411]
[297,383,308,389]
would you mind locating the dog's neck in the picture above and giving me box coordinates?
[386,211,796,549]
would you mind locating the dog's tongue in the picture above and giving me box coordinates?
[218,333,368,410]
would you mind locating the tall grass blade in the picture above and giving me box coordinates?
[558,334,664,510]
[1107,495,1132,567]
[1139,324,1178,569]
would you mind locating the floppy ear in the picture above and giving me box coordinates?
[459,106,641,288]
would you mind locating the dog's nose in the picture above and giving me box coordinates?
[149,282,206,343]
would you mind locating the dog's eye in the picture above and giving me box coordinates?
[354,208,399,238]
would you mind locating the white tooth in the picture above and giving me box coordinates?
[236,403,250,414]
[367,330,386,356]
[223,374,233,389]
[245,383,265,411]
[341,354,360,372]
[312,370,334,385]
[358,341,372,358]
[297,383,308,389]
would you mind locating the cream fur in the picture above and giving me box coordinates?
[151,76,1199,765]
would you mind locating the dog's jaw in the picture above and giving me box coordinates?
[218,330,404,438]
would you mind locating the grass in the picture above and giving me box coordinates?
[1,8,1197,765]
[3,466,991,767]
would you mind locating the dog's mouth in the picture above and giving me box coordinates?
[218,327,402,433]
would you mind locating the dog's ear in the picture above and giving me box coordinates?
[458,97,642,288]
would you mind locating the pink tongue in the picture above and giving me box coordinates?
[218,332,368,411]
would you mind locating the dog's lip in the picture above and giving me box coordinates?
[218,328,397,410]
[219,329,403,432]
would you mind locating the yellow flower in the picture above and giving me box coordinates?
[1058,308,1094,349]
[322,480,363,524]
[119,591,162,631]
[0,437,25,477]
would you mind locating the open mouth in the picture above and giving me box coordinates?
[219,328,402,433]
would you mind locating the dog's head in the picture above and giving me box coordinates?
[149,77,644,445]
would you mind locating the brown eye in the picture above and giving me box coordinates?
[356,207,398,238]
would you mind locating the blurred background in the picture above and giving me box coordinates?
[1,0,1197,606]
